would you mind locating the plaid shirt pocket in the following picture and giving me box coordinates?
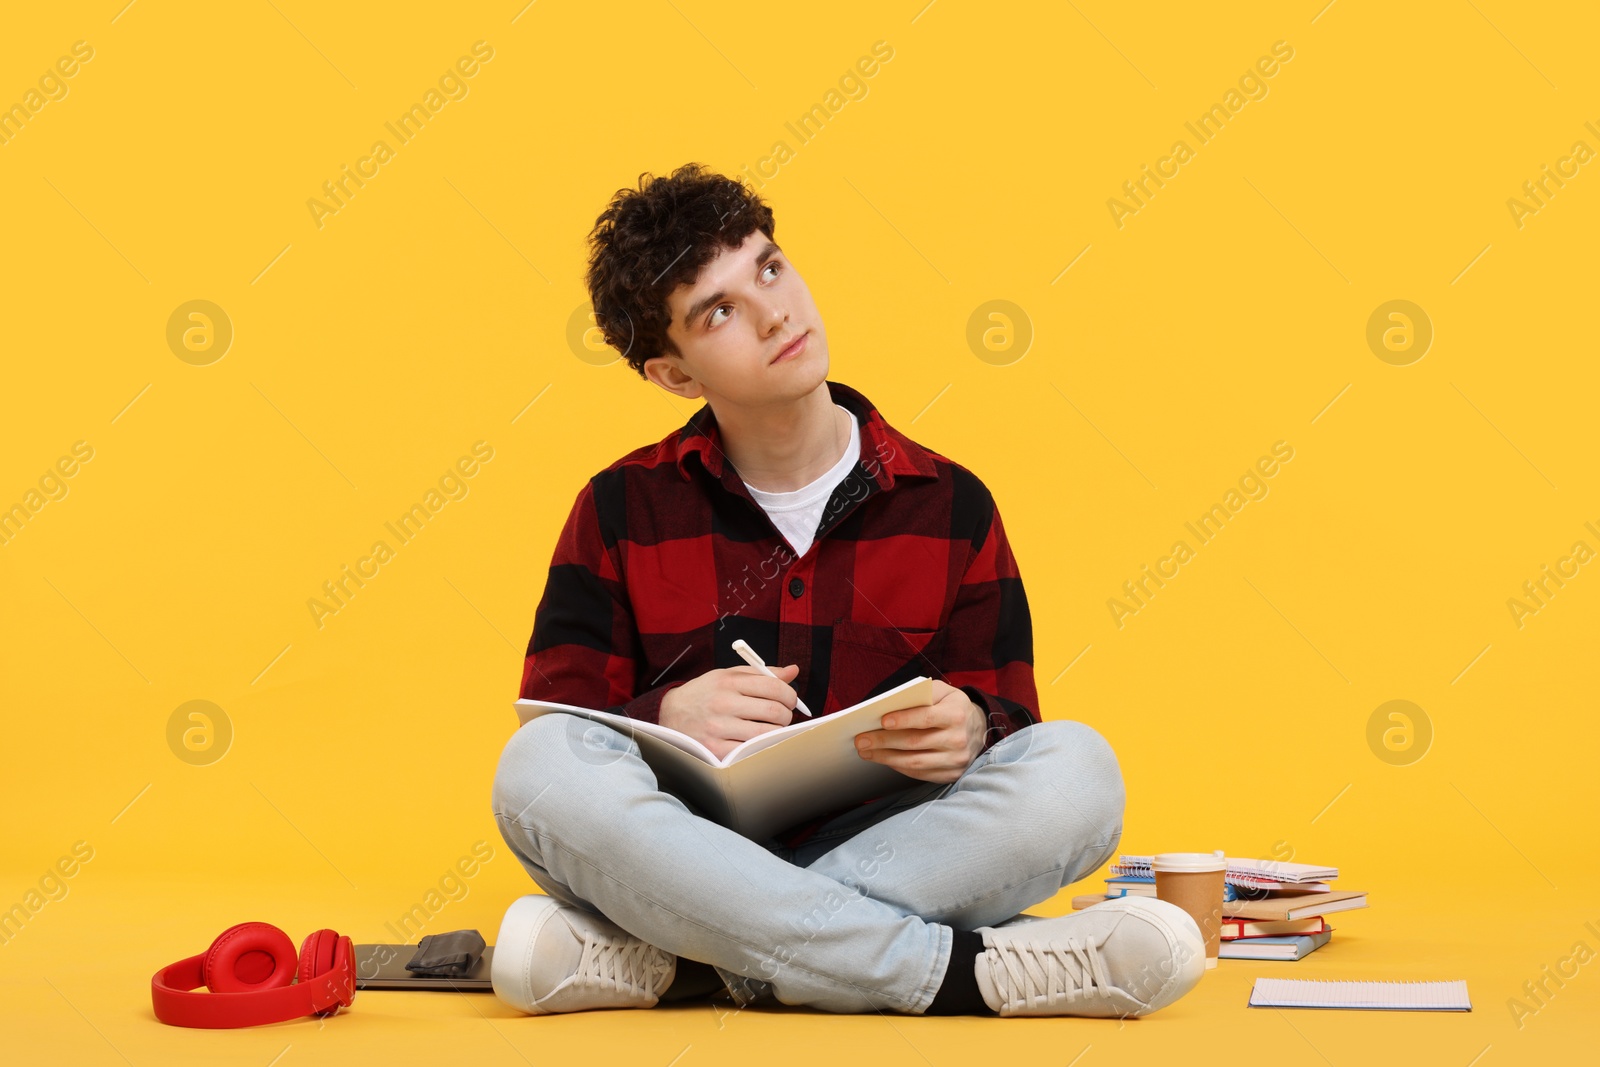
[824,619,944,715]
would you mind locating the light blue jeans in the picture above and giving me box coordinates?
[490,714,1125,1015]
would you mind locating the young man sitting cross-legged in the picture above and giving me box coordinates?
[489,163,1206,1018]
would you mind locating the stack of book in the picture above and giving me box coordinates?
[1071,855,1367,961]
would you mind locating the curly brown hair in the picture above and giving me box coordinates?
[584,163,777,379]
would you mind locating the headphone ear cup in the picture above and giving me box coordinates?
[203,922,297,994]
[297,928,340,985]
[298,930,353,1016]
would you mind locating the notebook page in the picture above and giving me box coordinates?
[721,675,931,763]
[1250,978,1471,1011]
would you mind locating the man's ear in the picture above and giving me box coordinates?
[644,353,705,400]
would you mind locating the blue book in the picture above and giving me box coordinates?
[1105,876,1240,902]
[1219,928,1333,961]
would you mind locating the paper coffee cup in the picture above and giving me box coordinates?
[1152,851,1226,969]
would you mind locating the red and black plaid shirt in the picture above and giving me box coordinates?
[519,379,1039,848]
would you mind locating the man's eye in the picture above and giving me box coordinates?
[704,263,782,329]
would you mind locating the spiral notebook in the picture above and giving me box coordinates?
[1249,978,1471,1011]
[1114,855,1338,888]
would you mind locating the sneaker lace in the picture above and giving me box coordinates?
[991,935,1112,1008]
[575,933,672,994]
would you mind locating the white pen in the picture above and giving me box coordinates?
[730,639,813,718]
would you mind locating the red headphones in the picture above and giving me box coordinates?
[151,922,356,1028]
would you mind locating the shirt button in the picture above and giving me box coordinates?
[788,577,805,598]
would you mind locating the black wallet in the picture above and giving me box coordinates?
[404,929,487,977]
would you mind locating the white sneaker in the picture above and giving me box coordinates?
[491,895,676,1014]
[972,897,1205,1017]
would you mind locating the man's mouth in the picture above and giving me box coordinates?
[771,331,809,364]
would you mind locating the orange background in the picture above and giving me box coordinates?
[1,1,1595,1062]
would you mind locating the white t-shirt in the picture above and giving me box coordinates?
[741,405,860,560]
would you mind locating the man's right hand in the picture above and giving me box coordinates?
[659,664,801,760]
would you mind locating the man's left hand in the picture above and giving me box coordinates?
[853,680,986,784]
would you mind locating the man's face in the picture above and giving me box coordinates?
[649,229,828,407]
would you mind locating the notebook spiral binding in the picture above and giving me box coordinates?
[1110,863,1326,889]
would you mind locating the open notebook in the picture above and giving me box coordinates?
[513,676,934,842]
[1249,978,1471,1011]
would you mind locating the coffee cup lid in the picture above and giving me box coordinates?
[1151,850,1226,873]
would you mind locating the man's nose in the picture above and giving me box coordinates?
[755,295,787,332]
